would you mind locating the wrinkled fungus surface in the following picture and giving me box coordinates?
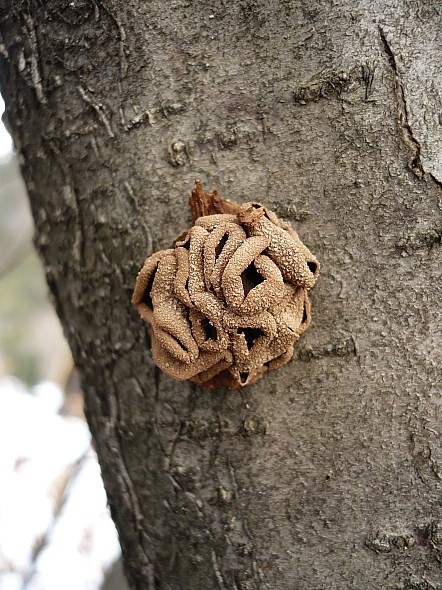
[132,183,320,389]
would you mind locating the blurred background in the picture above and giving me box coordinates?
[0,97,128,590]
[0,98,67,386]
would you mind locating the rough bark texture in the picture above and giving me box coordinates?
[1,2,441,589]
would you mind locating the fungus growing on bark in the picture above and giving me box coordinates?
[132,182,320,389]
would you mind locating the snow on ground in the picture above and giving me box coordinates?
[0,378,121,590]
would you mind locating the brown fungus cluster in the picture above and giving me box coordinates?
[132,183,320,389]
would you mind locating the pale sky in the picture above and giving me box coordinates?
[0,96,14,159]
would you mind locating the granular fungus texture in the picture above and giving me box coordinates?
[132,182,320,389]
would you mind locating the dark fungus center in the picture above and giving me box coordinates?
[241,262,264,296]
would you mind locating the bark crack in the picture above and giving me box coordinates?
[211,549,228,590]
[23,14,46,104]
[96,0,128,80]
[110,378,155,589]
[379,27,424,179]
[78,85,115,138]
[429,173,442,211]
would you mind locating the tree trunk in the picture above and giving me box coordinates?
[1,2,441,588]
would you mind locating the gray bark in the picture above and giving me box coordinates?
[1,1,441,588]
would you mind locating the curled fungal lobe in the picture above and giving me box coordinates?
[132,184,320,389]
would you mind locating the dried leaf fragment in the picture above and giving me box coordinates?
[132,182,320,389]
